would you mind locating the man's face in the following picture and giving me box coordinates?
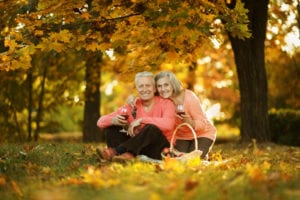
[136,77,156,101]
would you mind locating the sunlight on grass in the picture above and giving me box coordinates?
[215,124,240,142]
[0,142,299,200]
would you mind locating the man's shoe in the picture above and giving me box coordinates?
[112,152,135,163]
[96,146,116,161]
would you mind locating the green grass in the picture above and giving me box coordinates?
[0,142,299,200]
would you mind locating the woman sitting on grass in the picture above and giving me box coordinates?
[154,71,217,160]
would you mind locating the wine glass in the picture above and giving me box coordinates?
[119,106,129,133]
[176,104,185,116]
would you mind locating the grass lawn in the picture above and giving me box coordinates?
[0,141,299,200]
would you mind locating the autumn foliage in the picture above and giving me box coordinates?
[0,0,251,72]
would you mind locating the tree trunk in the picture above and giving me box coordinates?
[34,63,47,141]
[186,62,197,90]
[26,0,39,142]
[228,0,270,142]
[27,68,33,141]
[82,51,103,142]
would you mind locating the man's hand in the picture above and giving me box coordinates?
[112,115,128,126]
[127,118,142,137]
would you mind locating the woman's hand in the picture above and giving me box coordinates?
[177,113,195,128]
[127,118,142,137]
[126,95,137,107]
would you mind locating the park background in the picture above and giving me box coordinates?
[0,0,299,199]
[0,0,299,145]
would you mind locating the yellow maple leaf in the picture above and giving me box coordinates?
[279,161,288,172]
[162,157,185,173]
[81,166,120,188]
[211,150,223,161]
[41,166,51,175]
[86,42,100,52]
[261,161,271,172]
[34,30,44,36]
[58,30,72,43]
[0,55,10,62]
[52,42,65,53]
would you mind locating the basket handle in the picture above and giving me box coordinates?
[170,122,198,152]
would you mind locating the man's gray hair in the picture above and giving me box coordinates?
[135,71,155,86]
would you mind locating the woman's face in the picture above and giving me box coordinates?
[156,76,173,98]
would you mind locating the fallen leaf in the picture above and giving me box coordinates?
[0,176,6,186]
[11,180,22,196]
[185,179,198,191]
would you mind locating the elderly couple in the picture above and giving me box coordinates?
[96,71,216,162]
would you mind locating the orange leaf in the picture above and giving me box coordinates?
[10,180,23,196]
[0,176,6,186]
[81,12,90,20]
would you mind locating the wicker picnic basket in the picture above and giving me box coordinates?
[161,122,202,161]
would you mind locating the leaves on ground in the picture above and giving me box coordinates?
[0,142,299,200]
